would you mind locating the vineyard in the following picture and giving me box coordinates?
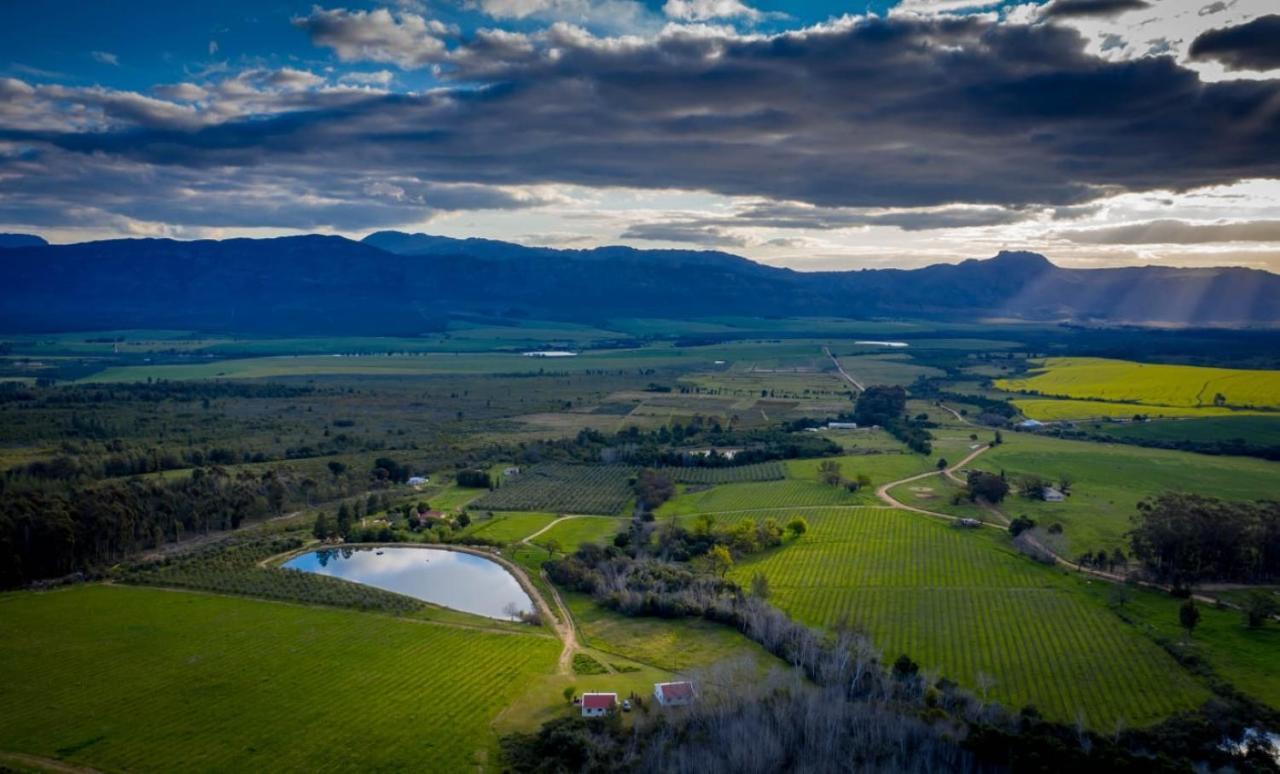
[661,461,786,485]
[657,479,865,517]
[729,507,1209,727]
[0,585,559,772]
[472,464,635,514]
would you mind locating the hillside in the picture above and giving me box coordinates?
[1,233,1277,333]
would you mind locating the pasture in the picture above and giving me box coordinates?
[1012,398,1263,421]
[971,433,1279,554]
[529,516,623,551]
[997,357,1280,411]
[0,585,559,772]
[726,507,1210,726]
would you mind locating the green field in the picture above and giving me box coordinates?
[461,511,563,544]
[530,516,623,551]
[997,357,1280,411]
[971,433,1280,554]
[726,507,1209,726]
[833,353,946,385]
[473,464,635,514]
[0,585,559,772]
[565,593,767,672]
[1012,398,1264,421]
[1092,415,1280,447]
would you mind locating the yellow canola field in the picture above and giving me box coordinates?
[997,357,1280,411]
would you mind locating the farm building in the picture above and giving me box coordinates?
[827,421,858,430]
[1043,487,1066,502]
[407,476,428,486]
[581,692,617,717]
[956,518,982,528]
[503,467,521,477]
[653,681,695,708]
[1016,419,1045,430]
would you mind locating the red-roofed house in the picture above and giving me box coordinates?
[653,681,695,708]
[580,692,617,718]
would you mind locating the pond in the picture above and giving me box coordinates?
[283,546,534,620]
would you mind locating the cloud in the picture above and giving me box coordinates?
[339,70,396,86]
[4,14,1280,234]
[293,7,454,69]
[1039,0,1151,19]
[1189,15,1280,71]
[1056,218,1280,244]
[209,40,220,55]
[662,0,762,22]
[467,0,658,34]
[90,51,120,66]
[620,221,749,246]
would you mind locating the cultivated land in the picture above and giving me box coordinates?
[0,585,560,772]
[726,507,1210,726]
[969,432,1279,554]
[3,320,1279,768]
[997,357,1280,412]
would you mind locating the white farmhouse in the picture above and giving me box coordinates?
[653,681,695,708]
[581,692,617,718]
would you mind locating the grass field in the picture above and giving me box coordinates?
[726,507,1210,726]
[564,593,767,672]
[461,511,563,544]
[0,585,559,772]
[997,357,1280,411]
[1091,415,1280,447]
[972,433,1280,554]
[1012,398,1265,421]
[530,516,623,551]
[832,353,946,386]
[1081,585,1280,712]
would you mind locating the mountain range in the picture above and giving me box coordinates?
[0,231,1276,333]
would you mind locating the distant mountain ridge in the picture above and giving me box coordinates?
[0,231,1276,332]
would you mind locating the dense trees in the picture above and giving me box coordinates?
[632,469,675,511]
[455,469,492,488]
[967,471,1009,503]
[853,385,934,454]
[1129,493,1280,586]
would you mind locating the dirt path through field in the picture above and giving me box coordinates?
[823,346,864,392]
[519,517,585,675]
[0,752,103,774]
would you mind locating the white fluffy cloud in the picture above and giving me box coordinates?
[293,7,456,69]
[662,0,763,22]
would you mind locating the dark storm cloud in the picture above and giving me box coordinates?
[1040,0,1150,19]
[1189,15,1280,71]
[3,15,1280,230]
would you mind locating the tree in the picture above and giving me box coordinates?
[818,459,843,487]
[967,471,1009,503]
[1058,475,1073,494]
[456,469,492,488]
[1008,515,1036,537]
[936,458,948,471]
[786,516,809,539]
[634,469,676,509]
[892,654,919,678]
[853,385,907,428]
[544,538,561,558]
[563,685,576,704]
[313,511,332,540]
[1179,599,1201,640]
[456,511,471,528]
[993,430,1003,446]
[709,544,734,578]
[1244,591,1278,629]
[749,571,770,600]
[327,460,347,478]
[336,503,353,539]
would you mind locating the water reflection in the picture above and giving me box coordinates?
[284,546,533,620]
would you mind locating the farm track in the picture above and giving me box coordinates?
[823,346,864,391]
[519,516,587,675]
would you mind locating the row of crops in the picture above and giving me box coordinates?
[0,585,559,772]
[119,535,426,616]
[662,461,786,484]
[728,507,1209,727]
[473,464,636,514]
[471,461,789,514]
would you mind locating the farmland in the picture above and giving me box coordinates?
[997,357,1280,411]
[727,507,1209,726]
[1012,398,1263,421]
[0,585,559,772]
[970,432,1280,554]
[473,464,635,514]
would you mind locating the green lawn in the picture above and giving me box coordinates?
[0,585,559,772]
[727,507,1210,727]
[972,433,1280,554]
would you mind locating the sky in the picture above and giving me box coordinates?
[1,0,1279,271]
